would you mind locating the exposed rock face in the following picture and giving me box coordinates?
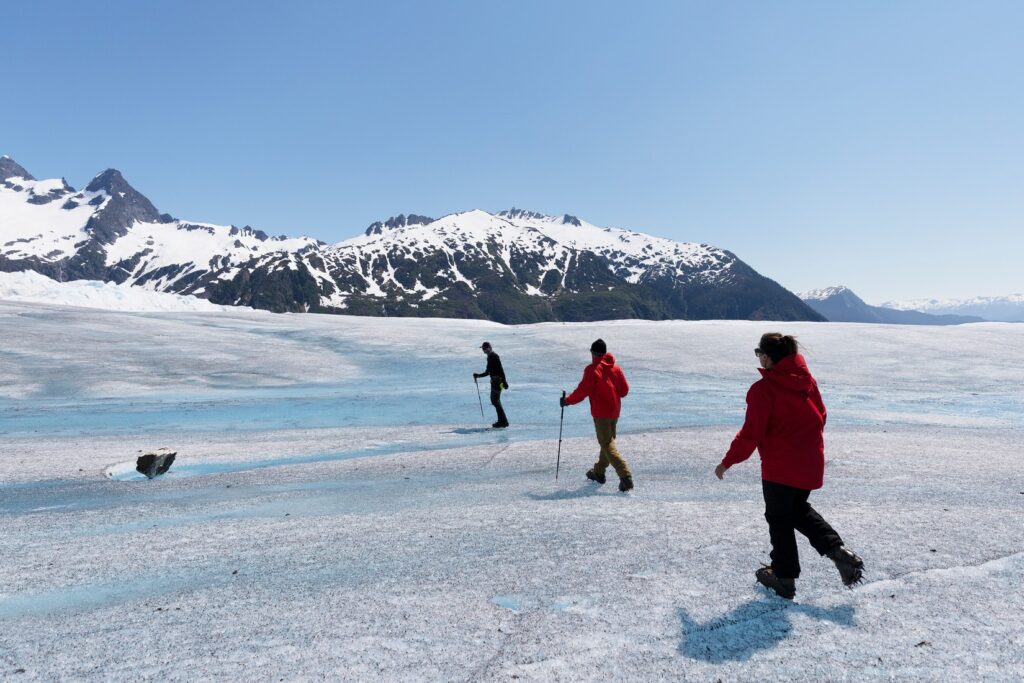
[364,214,435,236]
[84,169,166,244]
[0,156,35,182]
[1,157,824,322]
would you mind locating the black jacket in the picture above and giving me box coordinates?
[478,353,507,384]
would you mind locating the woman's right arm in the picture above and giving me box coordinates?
[720,383,772,470]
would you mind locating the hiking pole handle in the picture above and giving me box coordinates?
[556,390,566,480]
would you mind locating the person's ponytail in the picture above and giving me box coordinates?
[759,333,799,363]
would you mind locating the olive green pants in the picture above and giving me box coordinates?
[592,417,631,478]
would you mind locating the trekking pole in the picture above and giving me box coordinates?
[555,390,566,480]
[475,377,485,420]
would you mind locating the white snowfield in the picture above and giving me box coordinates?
[0,302,1022,681]
[102,220,318,293]
[0,177,109,261]
[0,271,229,312]
[496,209,727,279]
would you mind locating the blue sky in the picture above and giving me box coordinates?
[4,1,1022,302]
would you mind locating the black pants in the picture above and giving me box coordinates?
[762,480,843,579]
[490,380,508,425]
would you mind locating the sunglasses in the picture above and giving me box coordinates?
[754,348,765,357]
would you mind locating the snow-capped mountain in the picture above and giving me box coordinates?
[799,286,984,325]
[1,157,321,297]
[800,286,854,302]
[881,294,1024,323]
[1,157,822,322]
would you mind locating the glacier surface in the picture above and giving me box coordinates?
[0,299,1022,680]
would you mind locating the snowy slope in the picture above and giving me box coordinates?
[0,270,228,312]
[103,219,318,293]
[0,306,1022,680]
[0,175,109,261]
[326,209,564,300]
[326,207,734,294]
[498,208,732,284]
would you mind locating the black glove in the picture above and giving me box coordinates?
[501,381,509,390]
[473,373,481,379]
[559,395,567,408]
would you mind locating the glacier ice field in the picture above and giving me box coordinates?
[1,300,1022,681]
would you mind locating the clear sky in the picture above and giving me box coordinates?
[4,1,1022,302]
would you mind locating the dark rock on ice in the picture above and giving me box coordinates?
[136,448,177,479]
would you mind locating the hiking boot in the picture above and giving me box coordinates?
[828,546,864,586]
[585,469,606,484]
[492,421,509,428]
[618,475,634,492]
[755,566,795,600]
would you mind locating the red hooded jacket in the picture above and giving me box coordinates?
[565,353,629,419]
[720,353,827,490]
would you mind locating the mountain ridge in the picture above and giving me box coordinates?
[1,157,823,323]
[881,294,1024,323]
[799,286,985,325]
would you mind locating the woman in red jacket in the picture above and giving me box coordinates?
[715,333,863,599]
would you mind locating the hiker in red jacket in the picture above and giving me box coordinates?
[561,339,633,492]
[716,333,863,599]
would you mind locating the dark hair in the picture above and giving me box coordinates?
[590,338,607,355]
[758,333,798,363]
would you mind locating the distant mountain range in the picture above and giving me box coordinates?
[799,287,985,325]
[880,294,1024,323]
[0,156,822,323]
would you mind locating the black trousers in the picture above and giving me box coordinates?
[490,380,508,425]
[762,480,843,579]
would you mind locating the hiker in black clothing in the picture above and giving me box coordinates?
[473,341,509,428]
